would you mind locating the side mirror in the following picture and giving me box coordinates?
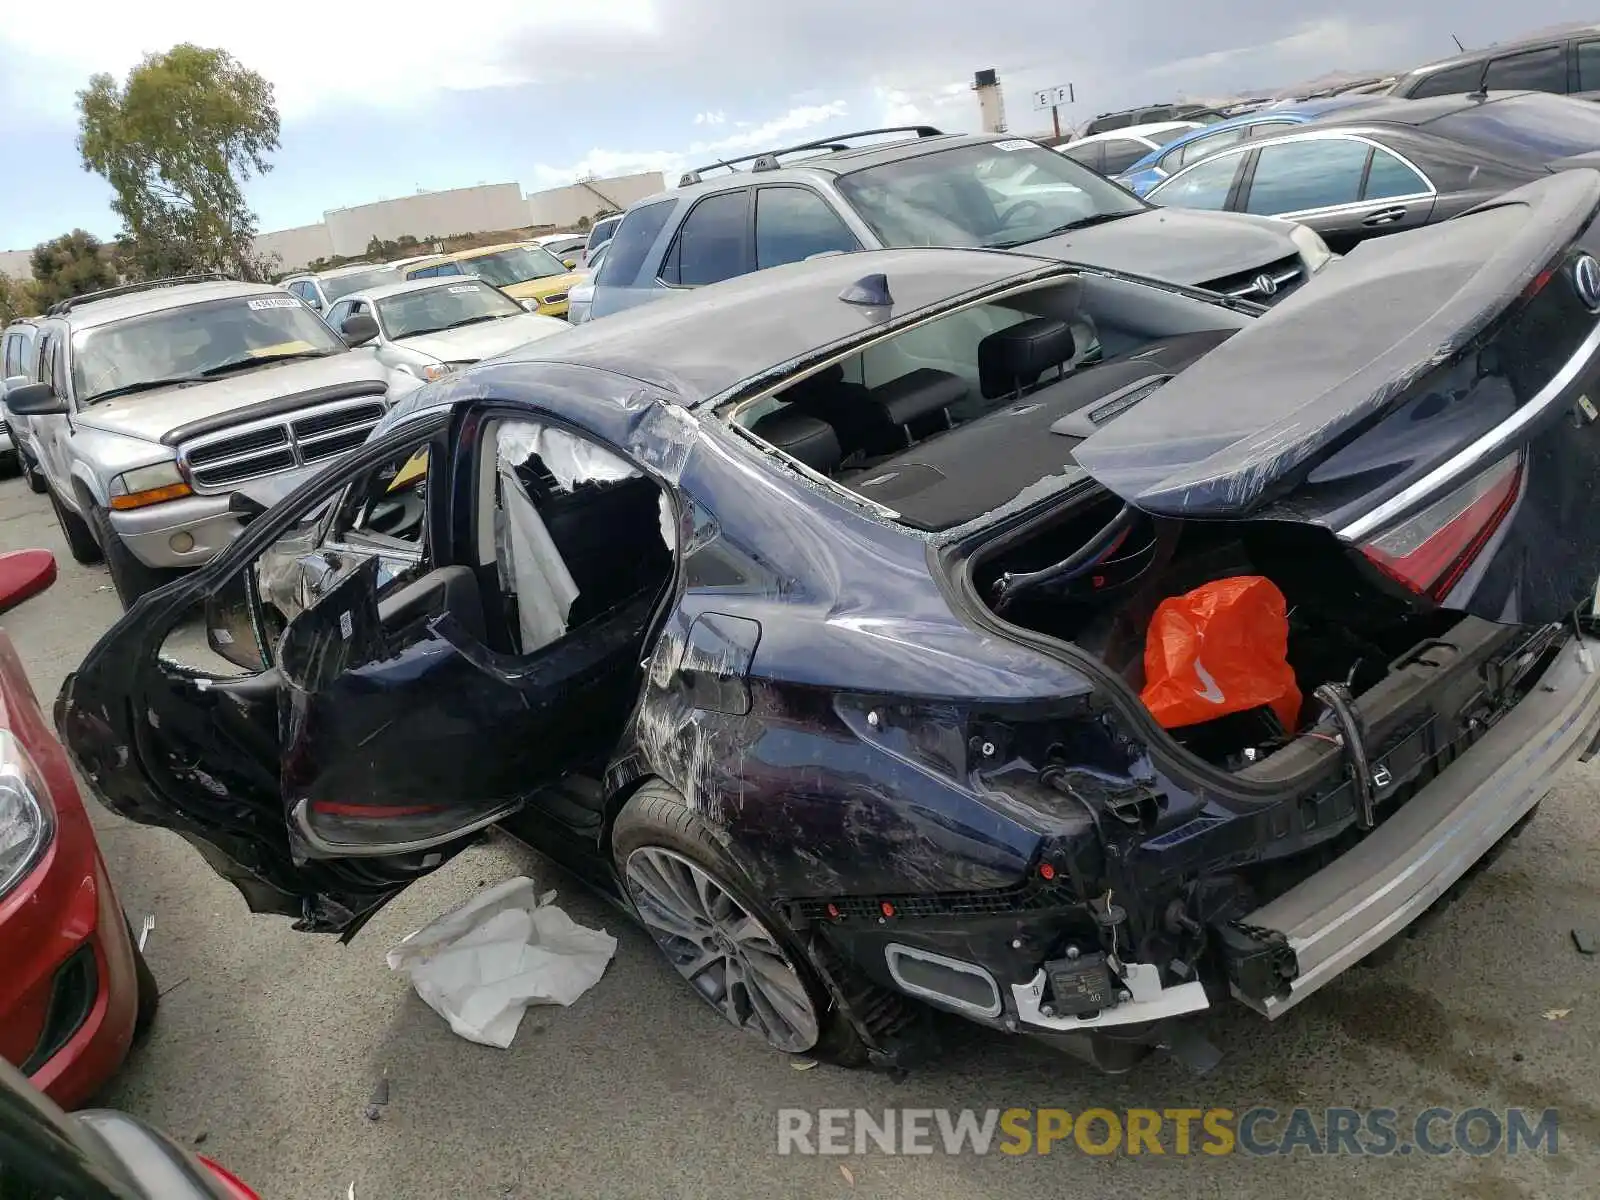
[520,299,539,312]
[563,258,578,270]
[3,382,66,416]
[0,550,56,616]
[341,313,380,347]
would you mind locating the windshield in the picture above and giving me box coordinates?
[1431,94,1600,161]
[321,266,401,303]
[377,280,523,339]
[456,246,568,287]
[835,142,1147,250]
[72,296,345,403]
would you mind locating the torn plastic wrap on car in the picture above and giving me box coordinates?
[495,422,584,653]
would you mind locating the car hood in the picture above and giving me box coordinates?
[500,273,584,301]
[390,313,572,363]
[1022,207,1298,284]
[74,353,392,445]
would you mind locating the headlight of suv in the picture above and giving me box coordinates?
[1288,222,1334,274]
[404,363,458,383]
[109,461,193,511]
[0,730,52,899]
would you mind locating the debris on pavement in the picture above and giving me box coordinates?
[791,1058,818,1071]
[1542,1008,1572,1020]
[839,1164,855,1186]
[363,1075,390,1122]
[386,877,618,1048]
[1572,928,1596,955]
[138,914,154,951]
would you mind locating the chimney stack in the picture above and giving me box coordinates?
[972,68,1007,134]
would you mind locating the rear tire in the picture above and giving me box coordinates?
[612,780,867,1066]
[47,486,102,565]
[87,506,173,609]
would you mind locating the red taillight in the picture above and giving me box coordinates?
[1359,452,1523,602]
[198,1155,262,1199]
[309,801,445,818]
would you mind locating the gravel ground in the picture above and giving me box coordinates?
[2,469,1596,1200]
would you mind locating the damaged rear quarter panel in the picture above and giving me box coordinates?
[619,421,1104,900]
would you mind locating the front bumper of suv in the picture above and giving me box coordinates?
[109,493,244,569]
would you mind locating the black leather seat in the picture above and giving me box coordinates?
[750,407,844,475]
[859,368,969,453]
[978,317,1076,401]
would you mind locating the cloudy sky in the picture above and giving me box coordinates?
[0,2,1593,249]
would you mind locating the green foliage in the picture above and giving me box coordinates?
[77,44,280,281]
[576,215,591,230]
[0,273,40,324]
[29,229,117,307]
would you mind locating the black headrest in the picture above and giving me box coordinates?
[750,408,842,475]
[979,317,1076,399]
[869,368,968,427]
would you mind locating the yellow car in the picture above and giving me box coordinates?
[400,242,584,318]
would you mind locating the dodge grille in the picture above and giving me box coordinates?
[179,397,386,491]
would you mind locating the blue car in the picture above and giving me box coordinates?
[1117,96,1389,195]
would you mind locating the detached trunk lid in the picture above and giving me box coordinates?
[1072,169,1600,625]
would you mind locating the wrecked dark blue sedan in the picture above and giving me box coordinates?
[55,169,1600,1073]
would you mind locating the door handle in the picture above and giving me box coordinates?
[1362,207,1406,227]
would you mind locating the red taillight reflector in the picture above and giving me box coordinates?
[309,801,445,818]
[198,1155,262,1199]
[1521,267,1555,300]
[1359,453,1523,602]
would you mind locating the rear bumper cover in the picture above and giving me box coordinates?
[1237,632,1600,1018]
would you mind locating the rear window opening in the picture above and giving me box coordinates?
[963,493,1549,781]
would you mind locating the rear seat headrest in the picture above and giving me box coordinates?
[979,317,1076,399]
[750,407,842,475]
[869,368,968,427]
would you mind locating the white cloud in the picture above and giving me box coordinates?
[693,110,727,125]
[0,0,657,121]
[525,100,850,192]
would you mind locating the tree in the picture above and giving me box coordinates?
[0,273,40,325]
[76,45,280,281]
[29,230,117,308]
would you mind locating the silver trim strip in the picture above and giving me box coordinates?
[1340,317,1600,541]
[884,944,1004,1019]
[289,797,518,858]
[1238,634,1600,1018]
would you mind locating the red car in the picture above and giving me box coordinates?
[0,548,156,1108]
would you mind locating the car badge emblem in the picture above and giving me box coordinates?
[1253,273,1278,298]
[1573,254,1600,313]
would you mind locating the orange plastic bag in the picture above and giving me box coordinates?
[1140,576,1301,732]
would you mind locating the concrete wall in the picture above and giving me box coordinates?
[253,222,335,273]
[525,172,667,227]
[323,183,530,258]
[0,249,33,281]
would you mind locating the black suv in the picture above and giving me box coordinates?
[1389,22,1600,100]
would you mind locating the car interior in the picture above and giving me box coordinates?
[154,417,677,856]
[728,274,1254,531]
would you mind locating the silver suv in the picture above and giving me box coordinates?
[4,274,419,607]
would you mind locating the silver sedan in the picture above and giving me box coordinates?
[325,276,572,383]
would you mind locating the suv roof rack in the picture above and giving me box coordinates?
[677,126,945,186]
[46,273,237,317]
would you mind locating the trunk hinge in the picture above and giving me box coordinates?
[1312,682,1389,829]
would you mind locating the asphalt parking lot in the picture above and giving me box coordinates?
[1,470,1597,1200]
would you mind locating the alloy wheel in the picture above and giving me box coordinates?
[624,846,820,1054]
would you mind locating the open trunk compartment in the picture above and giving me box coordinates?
[958,487,1564,791]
